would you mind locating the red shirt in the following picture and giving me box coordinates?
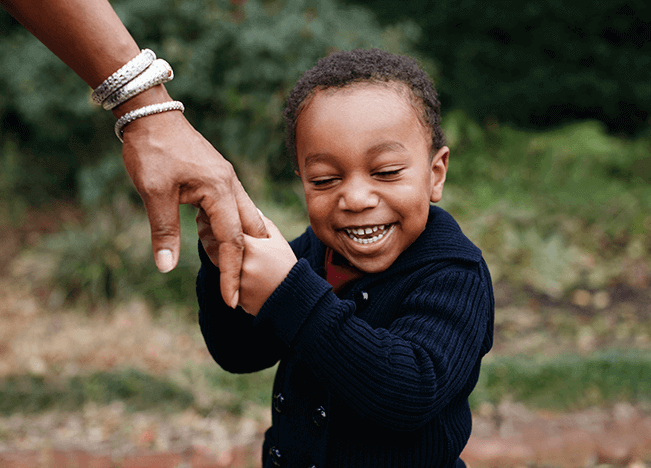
[324,248,364,295]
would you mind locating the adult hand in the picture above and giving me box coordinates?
[123,109,267,308]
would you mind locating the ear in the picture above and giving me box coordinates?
[429,146,449,203]
[294,169,301,177]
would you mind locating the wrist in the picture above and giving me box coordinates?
[111,85,174,119]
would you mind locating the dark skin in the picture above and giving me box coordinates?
[0,0,267,307]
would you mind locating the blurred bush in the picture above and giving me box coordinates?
[343,0,651,135]
[0,0,420,205]
[439,112,651,297]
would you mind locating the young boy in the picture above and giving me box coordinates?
[196,49,494,468]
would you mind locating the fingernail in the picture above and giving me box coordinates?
[230,291,239,309]
[156,249,174,273]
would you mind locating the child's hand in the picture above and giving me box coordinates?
[238,212,297,316]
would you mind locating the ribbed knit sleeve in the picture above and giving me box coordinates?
[253,258,491,431]
[196,240,287,374]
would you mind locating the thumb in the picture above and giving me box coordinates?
[143,192,181,273]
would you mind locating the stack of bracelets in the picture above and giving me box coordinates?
[90,49,184,142]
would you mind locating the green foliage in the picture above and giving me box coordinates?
[0,0,420,204]
[200,365,277,413]
[343,0,651,135]
[471,351,651,411]
[35,195,200,309]
[0,370,194,415]
[439,112,651,297]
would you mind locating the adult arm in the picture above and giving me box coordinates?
[0,0,267,307]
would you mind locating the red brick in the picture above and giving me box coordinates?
[51,450,113,468]
[534,431,596,468]
[120,452,182,468]
[595,431,637,466]
[461,436,534,468]
[0,450,41,468]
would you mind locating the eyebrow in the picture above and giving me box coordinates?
[304,141,407,169]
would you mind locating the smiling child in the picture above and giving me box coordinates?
[196,49,494,468]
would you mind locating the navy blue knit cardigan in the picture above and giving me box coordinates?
[197,206,494,468]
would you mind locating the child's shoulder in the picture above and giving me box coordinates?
[412,205,483,265]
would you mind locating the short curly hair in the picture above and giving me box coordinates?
[283,48,445,167]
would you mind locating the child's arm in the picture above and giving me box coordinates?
[196,208,296,373]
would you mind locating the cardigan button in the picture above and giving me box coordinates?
[273,393,285,413]
[312,406,327,427]
[269,446,284,466]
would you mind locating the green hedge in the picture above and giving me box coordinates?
[344,0,651,135]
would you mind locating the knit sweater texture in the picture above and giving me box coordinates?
[196,205,494,468]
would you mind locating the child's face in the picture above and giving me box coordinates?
[295,83,449,273]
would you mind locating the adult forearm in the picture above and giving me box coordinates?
[0,0,139,89]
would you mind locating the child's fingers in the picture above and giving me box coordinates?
[254,209,284,239]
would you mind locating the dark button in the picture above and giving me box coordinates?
[269,446,283,466]
[273,393,285,413]
[312,406,327,427]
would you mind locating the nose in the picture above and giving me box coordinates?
[338,179,379,212]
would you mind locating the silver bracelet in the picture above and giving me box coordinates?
[102,59,174,110]
[114,101,185,142]
[91,49,156,105]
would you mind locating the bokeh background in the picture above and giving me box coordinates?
[0,0,650,467]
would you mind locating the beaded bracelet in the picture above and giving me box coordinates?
[114,101,185,142]
[102,59,174,110]
[91,49,156,105]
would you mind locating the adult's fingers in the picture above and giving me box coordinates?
[201,179,245,309]
[142,189,181,273]
[196,208,220,267]
[232,178,268,239]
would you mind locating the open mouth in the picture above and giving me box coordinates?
[344,224,395,245]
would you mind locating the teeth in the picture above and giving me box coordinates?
[344,224,393,244]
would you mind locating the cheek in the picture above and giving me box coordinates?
[304,192,331,226]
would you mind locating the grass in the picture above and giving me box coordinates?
[0,370,194,416]
[1,351,649,416]
[470,350,651,411]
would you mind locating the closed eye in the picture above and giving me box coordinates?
[311,177,338,187]
[374,169,402,179]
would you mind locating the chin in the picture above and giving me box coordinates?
[349,256,396,274]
